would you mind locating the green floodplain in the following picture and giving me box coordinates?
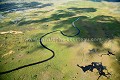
[0,0,120,80]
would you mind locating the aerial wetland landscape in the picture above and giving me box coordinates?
[0,0,120,80]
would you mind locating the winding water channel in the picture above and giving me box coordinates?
[0,17,80,75]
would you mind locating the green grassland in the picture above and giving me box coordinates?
[0,0,120,80]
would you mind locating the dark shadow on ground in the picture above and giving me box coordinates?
[52,15,120,46]
[18,8,97,26]
[18,11,76,26]
[67,7,97,13]
[0,2,53,13]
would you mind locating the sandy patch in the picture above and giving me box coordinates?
[2,50,15,58]
[0,30,23,34]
